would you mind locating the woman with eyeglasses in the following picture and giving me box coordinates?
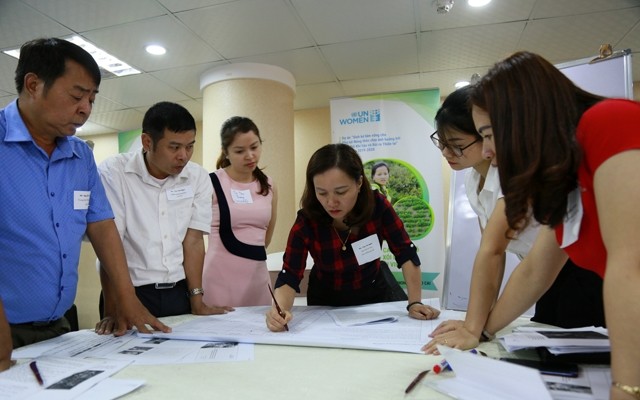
[470,52,639,400]
[422,85,605,355]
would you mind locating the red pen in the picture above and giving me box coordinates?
[432,358,450,374]
[433,348,485,374]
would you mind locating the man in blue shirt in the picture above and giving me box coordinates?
[0,38,169,368]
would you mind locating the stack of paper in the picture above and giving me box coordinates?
[429,346,612,400]
[428,346,553,400]
[500,327,610,355]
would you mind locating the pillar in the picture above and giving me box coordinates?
[200,63,296,252]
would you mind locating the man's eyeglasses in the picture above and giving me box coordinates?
[430,131,480,157]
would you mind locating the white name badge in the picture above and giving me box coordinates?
[166,186,194,201]
[560,187,583,248]
[231,189,253,204]
[74,191,90,210]
[352,234,382,266]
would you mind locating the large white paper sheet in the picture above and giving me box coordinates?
[0,358,131,400]
[138,299,458,353]
[12,330,254,365]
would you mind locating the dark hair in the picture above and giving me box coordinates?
[471,51,604,233]
[434,85,479,142]
[370,161,389,180]
[216,116,270,196]
[142,102,196,149]
[300,143,374,227]
[15,38,101,94]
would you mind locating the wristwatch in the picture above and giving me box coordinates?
[480,329,495,342]
[187,287,205,297]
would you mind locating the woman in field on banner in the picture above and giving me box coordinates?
[465,51,640,400]
[370,161,392,203]
[265,143,439,332]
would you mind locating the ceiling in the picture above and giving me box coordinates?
[1,0,639,136]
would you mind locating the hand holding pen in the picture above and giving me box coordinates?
[267,284,290,332]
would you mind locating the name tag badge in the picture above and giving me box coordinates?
[166,186,194,201]
[560,187,583,248]
[231,189,253,204]
[74,191,91,210]
[352,234,382,266]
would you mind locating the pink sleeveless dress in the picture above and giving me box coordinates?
[202,169,273,306]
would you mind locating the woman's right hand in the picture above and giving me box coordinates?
[422,325,480,355]
[265,306,292,332]
[429,319,464,337]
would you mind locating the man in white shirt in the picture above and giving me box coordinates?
[96,102,233,332]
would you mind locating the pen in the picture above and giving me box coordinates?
[267,284,289,332]
[432,358,450,374]
[29,361,44,386]
[404,369,429,395]
[432,348,485,374]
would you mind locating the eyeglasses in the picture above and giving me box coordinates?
[430,131,480,157]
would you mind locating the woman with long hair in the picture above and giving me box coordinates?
[202,116,277,306]
[469,51,640,400]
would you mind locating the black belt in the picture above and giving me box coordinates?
[11,317,63,328]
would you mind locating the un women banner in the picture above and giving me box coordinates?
[330,89,444,299]
[118,129,142,153]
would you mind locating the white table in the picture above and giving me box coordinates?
[111,315,533,400]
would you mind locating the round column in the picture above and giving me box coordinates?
[200,63,296,252]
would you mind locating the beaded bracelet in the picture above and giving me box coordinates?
[406,301,423,311]
[613,382,640,399]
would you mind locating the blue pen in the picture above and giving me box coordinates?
[432,349,481,374]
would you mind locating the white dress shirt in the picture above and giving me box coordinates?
[464,165,539,260]
[98,150,212,286]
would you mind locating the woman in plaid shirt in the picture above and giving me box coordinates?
[266,144,439,332]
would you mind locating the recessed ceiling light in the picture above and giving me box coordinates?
[454,81,470,89]
[468,0,491,7]
[3,36,141,78]
[2,49,20,58]
[66,36,140,77]
[145,45,166,55]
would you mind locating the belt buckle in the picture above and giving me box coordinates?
[155,282,176,290]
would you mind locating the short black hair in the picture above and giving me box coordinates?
[142,101,196,146]
[15,37,101,93]
[434,85,479,142]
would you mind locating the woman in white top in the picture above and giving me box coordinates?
[422,86,604,354]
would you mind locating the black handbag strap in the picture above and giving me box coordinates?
[210,172,267,261]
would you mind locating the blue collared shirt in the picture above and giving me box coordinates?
[0,100,114,323]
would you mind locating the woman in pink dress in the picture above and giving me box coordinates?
[202,116,277,306]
